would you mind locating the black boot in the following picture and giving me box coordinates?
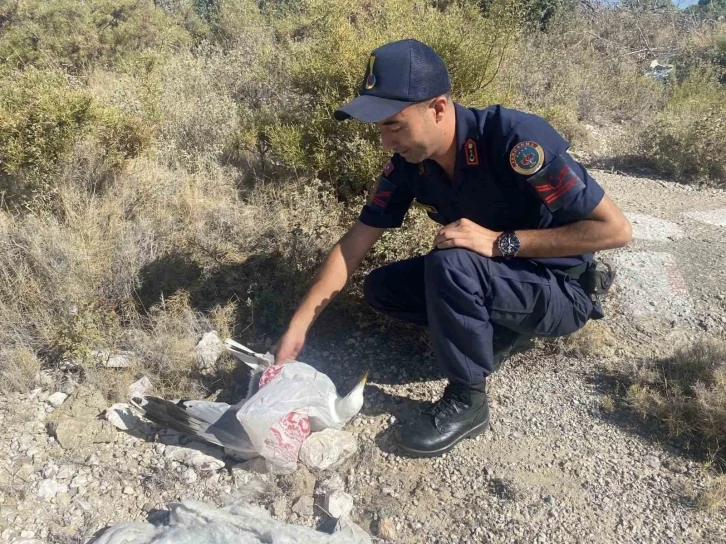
[395,382,489,458]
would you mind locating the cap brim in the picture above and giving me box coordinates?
[334,95,413,123]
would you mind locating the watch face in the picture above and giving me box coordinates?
[500,233,521,256]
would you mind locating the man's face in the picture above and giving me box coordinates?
[375,102,438,164]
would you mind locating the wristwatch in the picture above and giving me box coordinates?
[497,231,521,259]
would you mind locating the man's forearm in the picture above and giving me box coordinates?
[516,218,630,259]
[288,223,383,333]
[288,243,352,332]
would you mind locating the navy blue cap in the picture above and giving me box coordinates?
[334,39,451,123]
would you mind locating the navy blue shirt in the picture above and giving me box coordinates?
[359,103,605,270]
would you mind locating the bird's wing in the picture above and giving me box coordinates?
[129,397,255,453]
[224,339,272,371]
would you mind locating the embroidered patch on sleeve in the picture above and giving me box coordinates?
[510,141,545,175]
[368,177,396,215]
[383,160,394,177]
[526,155,585,212]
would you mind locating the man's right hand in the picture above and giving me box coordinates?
[273,326,306,365]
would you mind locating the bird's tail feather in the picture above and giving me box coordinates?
[130,396,227,448]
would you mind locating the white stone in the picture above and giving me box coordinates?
[93,350,134,368]
[325,490,354,518]
[685,207,726,227]
[335,516,373,543]
[291,495,314,516]
[299,429,357,471]
[28,388,42,400]
[56,492,71,508]
[182,468,198,483]
[70,474,89,488]
[105,403,143,431]
[195,331,226,372]
[163,444,225,471]
[624,213,683,241]
[56,464,75,481]
[37,479,68,501]
[317,473,345,494]
[46,392,68,407]
[129,376,152,398]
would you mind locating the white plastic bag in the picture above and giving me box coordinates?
[224,340,365,473]
[237,363,340,472]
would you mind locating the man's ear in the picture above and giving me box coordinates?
[431,95,448,122]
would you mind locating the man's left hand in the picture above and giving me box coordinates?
[434,218,502,257]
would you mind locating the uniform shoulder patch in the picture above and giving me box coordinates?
[383,160,394,177]
[368,177,396,215]
[465,139,479,166]
[510,141,545,176]
[526,155,585,212]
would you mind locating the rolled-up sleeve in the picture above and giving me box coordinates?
[358,155,414,229]
[503,116,604,224]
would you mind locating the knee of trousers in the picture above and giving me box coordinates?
[424,248,490,295]
[363,267,388,309]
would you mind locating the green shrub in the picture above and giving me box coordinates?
[642,70,726,183]
[0,0,204,74]
[0,70,94,204]
[243,0,522,197]
[0,69,152,206]
[51,300,123,369]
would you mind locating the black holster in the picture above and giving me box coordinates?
[563,258,616,320]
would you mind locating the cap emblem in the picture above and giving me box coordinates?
[365,55,376,90]
[510,141,545,175]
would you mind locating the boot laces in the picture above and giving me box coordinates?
[425,383,470,420]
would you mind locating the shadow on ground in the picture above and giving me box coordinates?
[134,250,436,399]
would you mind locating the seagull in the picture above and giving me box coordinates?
[129,339,368,456]
[225,339,369,430]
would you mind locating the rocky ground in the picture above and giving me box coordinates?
[1,170,726,543]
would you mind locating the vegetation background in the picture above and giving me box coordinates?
[0,0,724,465]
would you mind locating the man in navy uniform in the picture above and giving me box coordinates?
[273,39,631,457]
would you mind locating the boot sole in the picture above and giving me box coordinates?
[394,417,490,458]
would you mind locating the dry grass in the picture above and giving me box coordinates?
[612,338,726,464]
[0,128,348,400]
[542,320,619,359]
[697,474,726,511]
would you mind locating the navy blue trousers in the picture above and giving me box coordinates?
[363,248,593,385]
